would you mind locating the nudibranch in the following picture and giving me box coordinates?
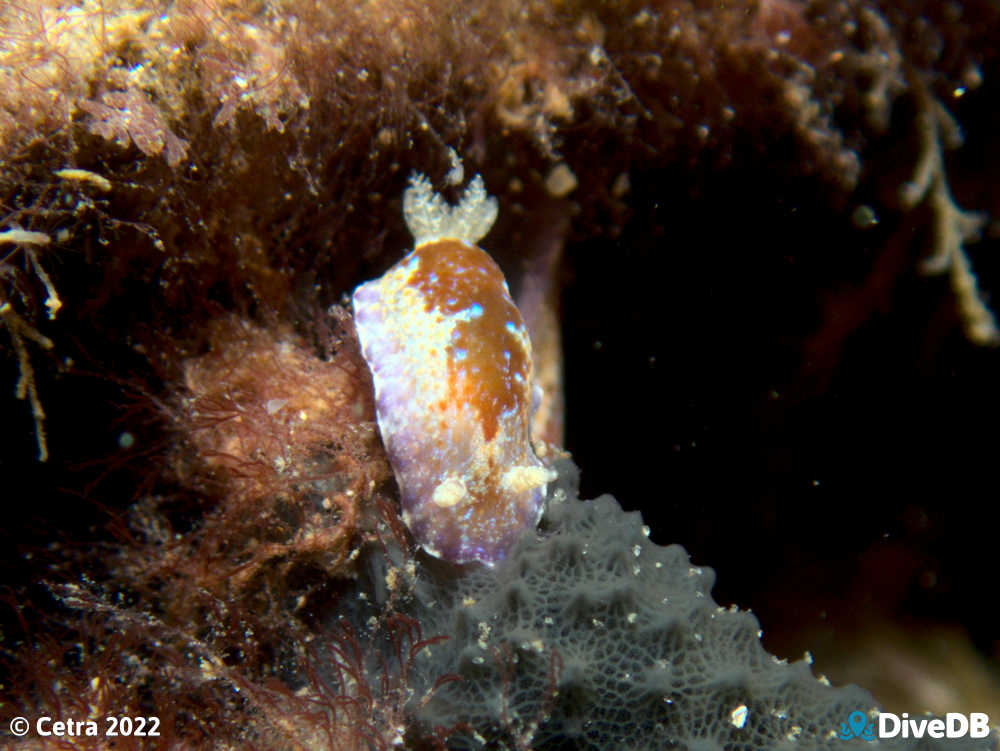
[352,172,557,566]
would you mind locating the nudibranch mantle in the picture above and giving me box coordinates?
[352,172,556,566]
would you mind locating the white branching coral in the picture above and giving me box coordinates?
[0,228,62,320]
[1,224,60,461]
[1,302,53,462]
[402,172,498,248]
[900,82,995,345]
[849,6,907,133]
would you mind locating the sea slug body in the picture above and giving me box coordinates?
[352,172,556,565]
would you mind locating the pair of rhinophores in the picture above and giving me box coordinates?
[352,170,557,566]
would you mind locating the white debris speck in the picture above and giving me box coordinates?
[731,705,748,729]
[55,168,112,191]
[544,163,578,197]
[265,398,287,414]
[0,228,50,246]
[445,147,464,186]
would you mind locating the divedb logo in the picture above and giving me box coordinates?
[839,710,991,741]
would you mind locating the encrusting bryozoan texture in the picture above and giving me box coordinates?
[341,461,996,751]
[352,173,556,566]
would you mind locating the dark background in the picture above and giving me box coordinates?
[562,77,1000,690]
